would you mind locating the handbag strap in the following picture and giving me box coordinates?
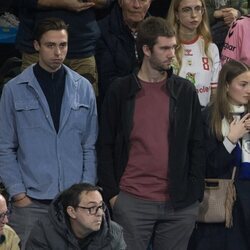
[231,167,237,180]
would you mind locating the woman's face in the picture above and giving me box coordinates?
[176,0,204,33]
[227,71,250,106]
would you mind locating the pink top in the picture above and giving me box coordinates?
[221,15,250,65]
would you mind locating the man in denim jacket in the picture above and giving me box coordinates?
[0,18,98,249]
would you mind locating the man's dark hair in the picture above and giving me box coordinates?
[60,183,102,214]
[33,17,68,43]
[136,16,175,63]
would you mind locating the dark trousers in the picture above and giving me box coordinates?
[113,191,199,250]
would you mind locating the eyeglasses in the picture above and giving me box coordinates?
[76,202,107,215]
[179,6,204,16]
[0,210,9,222]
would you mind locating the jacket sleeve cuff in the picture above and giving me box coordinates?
[223,136,236,153]
[8,183,26,200]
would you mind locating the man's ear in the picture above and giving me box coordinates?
[33,40,40,52]
[142,45,151,57]
[67,206,77,219]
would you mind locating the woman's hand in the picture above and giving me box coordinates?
[227,113,250,143]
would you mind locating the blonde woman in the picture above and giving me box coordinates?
[189,60,250,250]
[167,0,221,107]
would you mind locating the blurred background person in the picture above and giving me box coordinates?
[167,0,221,108]
[95,0,152,104]
[221,15,250,65]
[205,0,248,54]
[15,0,115,96]
[0,194,20,250]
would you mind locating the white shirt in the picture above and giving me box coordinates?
[173,36,221,107]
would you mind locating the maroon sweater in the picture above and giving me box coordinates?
[120,78,170,201]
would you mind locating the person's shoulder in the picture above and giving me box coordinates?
[3,224,20,242]
[235,14,250,25]
[208,41,220,55]
[110,73,136,91]
[108,220,124,241]
[64,65,92,87]
[170,74,195,89]
[2,225,20,248]
[64,65,82,80]
[109,220,123,232]
[3,65,34,89]
[3,224,18,235]
[169,74,199,100]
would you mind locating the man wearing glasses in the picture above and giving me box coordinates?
[26,183,126,249]
[0,194,20,249]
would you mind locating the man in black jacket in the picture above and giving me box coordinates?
[95,0,152,103]
[98,16,205,250]
[26,183,126,250]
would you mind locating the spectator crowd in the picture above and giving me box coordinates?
[0,0,250,249]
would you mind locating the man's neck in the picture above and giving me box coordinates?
[123,19,138,33]
[38,62,62,74]
[138,63,167,83]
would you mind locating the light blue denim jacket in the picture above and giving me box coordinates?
[0,65,98,199]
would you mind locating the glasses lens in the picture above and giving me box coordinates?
[92,202,106,215]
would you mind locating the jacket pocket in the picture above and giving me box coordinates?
[70,103,90,132]
[14,99,42,128]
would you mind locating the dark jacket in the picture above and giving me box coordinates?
[97,68,205,209]
[26,195,126,250]
[202,106,235,178]
[16,0,101,58]
[96,3,147,101]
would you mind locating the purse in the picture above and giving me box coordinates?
[197,167,236,228]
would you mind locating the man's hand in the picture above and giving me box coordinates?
[109,195,118,209]
[12,193,33,207]
[38,0,95,12]
[222,8,239,26]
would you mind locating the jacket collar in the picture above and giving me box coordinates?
[130,67,177,99]
[15,64,89,133]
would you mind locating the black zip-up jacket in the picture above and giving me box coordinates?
[97,69,205,209]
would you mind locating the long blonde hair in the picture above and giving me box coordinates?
[166,0,212,72]
[211,60,250,140]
